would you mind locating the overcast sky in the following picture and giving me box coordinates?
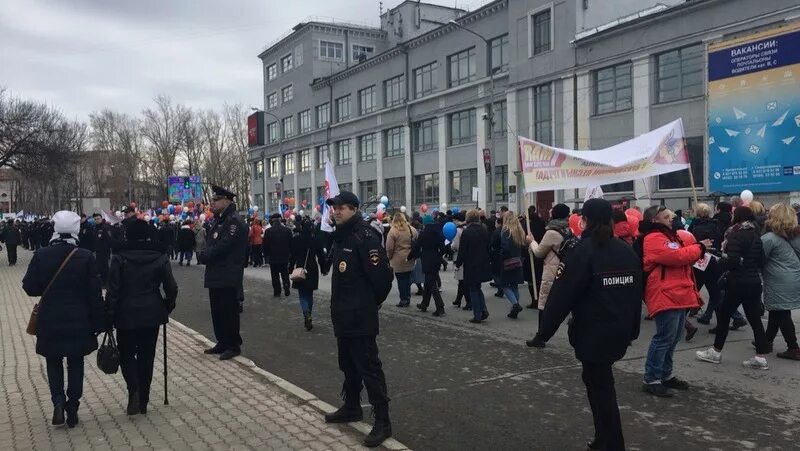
[0,0,473,122]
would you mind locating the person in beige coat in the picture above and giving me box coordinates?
[528,204,572,329]
[386,213,418,307]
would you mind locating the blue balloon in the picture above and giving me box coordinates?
[156,208,162,215]
[452,207,460,214]
[87,217,95,226]
[443,222,457,241]
[153,216,160,224]
[167,205,175,214]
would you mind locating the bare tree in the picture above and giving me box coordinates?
[0,88,62,171]
[223,103,251,209]
[176,108,204,178]
[141,95,187,198]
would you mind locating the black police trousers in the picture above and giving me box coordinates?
[581,361,624,451]
[6,245,17,265]
[270,263,290,296]
[337,335,389,407]
[209,287,242,351]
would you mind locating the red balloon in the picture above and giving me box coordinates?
[187,202,195,209]
[161,200,169,208]
[315,205,321,211]
[175,205,182,213]
[283,197,289,204]
[130,202,137,209]
[376,211,384,221]
[420,204,428,213]
[283,210,292,219]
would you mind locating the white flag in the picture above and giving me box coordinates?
[101,209,121,225]
[321,158,340,232]
[584,185,604,202]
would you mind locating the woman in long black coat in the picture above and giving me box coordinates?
[107,218,178,416]
[408,215,447,316]
[22,211,106,428]
[455,209,492,323]
[290,218,328,331]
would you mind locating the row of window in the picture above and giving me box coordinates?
[265,45,303,82]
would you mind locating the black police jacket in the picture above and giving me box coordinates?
[536,233,643,364]
[329,214,393,338]
[93,223,113,256]
[199,203,248,289]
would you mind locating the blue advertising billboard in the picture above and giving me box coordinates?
[708,23,800,193]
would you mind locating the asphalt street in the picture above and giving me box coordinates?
[171,261,800,451]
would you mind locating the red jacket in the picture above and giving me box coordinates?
[614,221,634,244]
[249,223,263,245]
[641,223,704,316]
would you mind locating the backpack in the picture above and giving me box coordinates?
[553,228,577,261]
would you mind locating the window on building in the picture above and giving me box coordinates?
[339,183,352,192]
[602,181,634,193]
[266,64,277,81]
[384,75,405,108]
[352,44,374,61]
[254,161,264,180]
[299,188,311,207]
[336,139,351,166]
[358,134,376,162]
[268,122,279,143]
[490,34,509,73]
[658,137,704,189]
[283,153,295,174]
[489,101,507,137]
[494,165,508,202]
[281,85,293,103]
[299,110,311,133]
[268,157,279,177]
[316,103,330,128]
[300,149,311,172]
[656,44,704,103]
[414,173,439,205]
[448,109,476,146]
[448,47,476,88]
[359,180,377,203]
[385,177,405,204]
[384,127,404,157]
[413,118,438,152]
[534,83,552,144]
[531,9,552,55]
[413,62,437,99]
[316,186,325,205]
[319,41,343,60]
[316,145,329,168]
[450,169,478,204]
[269,192,280,212]
[335,95,351,122]
[358,86,376,115]
[294,44,303,67]
[254,193,264,211]
[267,92,278,109]
[282,116,294,138]
[281,53,293,72]
[594,62,632,115]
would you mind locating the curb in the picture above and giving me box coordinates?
[169,319,411,451]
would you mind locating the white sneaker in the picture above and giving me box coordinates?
[696,347,722,364]
[742,356,769,370]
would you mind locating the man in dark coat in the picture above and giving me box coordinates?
[197,185,248,361]
[323,191,394,448]
[78,215,94,251]
[408,215,446,315]
[1,219,21,265]
[91,213,113,285]
[263,213,293,297]
[157,219,177,260]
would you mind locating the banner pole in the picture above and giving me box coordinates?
[685,139,700,207]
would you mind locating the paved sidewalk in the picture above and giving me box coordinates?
[0,250,397,451]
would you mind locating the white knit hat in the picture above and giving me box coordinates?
[52,210,80,237]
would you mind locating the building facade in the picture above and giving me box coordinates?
[249,0,800,216]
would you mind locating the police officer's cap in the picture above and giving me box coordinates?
[325,191,360,208]
[211,184,237,201]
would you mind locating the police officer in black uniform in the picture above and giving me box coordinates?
[530,198,642,451]
[323,191,394,448]
[197,185,248,361]
[92,213,113,286]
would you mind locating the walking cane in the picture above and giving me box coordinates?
[163,323,169,405]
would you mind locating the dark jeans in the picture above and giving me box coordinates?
[695,263,745,323]
[455,279,471,306]
[395,271,412,304]
[179,250,193,264]
[582,362,625,451]
[298,289,314,315]
[166,245,175,260]
[270,262,290,295]
[766,310,799,350]
[337,335,389,406]
[117,327,159,404]
[251,245,263,266]
[468,283,487,321]
[46,356,84,406]
[714,283,768,353]
[209,287,242,351]
[7,245,17,265]
[421,271,444,311]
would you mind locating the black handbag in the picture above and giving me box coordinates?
[97,331,120,374]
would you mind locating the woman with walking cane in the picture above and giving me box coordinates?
[106,218,178,415]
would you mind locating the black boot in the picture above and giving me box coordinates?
[65,400,79,428]
[363,404,392,448]
[325,392,363,423]
[304,313,313,331]
[127,391,140,415]
[52,401,65,425]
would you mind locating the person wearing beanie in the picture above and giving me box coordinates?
[530,199,643,451]
[106,219,177,416]
[22,210,106,428]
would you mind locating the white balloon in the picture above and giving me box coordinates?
[253,205,259,212]
[115,210,121,217]
[169,214,175,221]
[376,203,386,211]
[144,215,151,221]
[290,215,296,221]
[299,210,305,216]
[199,214,206,222]
[380,195,389,205]
[441,203,448,210]
[740,189,754,203]
[400,206,407,213]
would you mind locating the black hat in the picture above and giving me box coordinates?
[551,204,570,220]
[211,184,236,200]
[269,213,282,220]
[325,191,360,208]
[582,198,613,224]
[124,218,149,241]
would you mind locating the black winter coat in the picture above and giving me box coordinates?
[158,224,176,245]
[1,224,21,246]
[408,224,445,273]
[537,234,643,364]
[263,223,293,265]
[93,223,113,257]
[720,221,764,287]
[78,222,94,251]
[500,231,524,285]
[689,217,723,252]
[489,228,503,274]
[107,241,178,331]
[329,215,394,338]
[290,232,327,291]
[199,203,248,289]
[713,212,732,236]
[22,242,106,358]
[177,226,195,252]
[454,222,492,284]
